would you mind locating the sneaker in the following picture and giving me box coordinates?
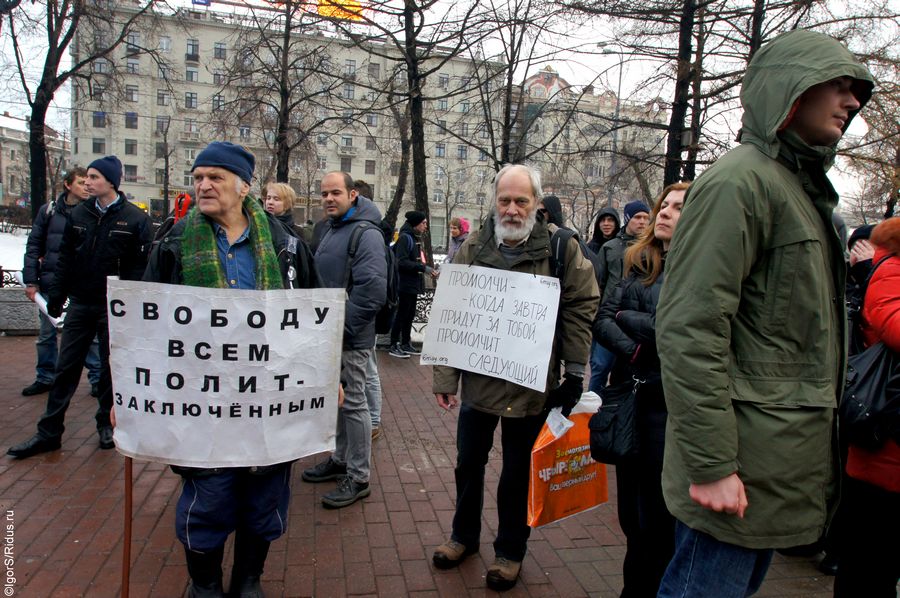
[7,435,62,459]
[321,476,370,509]
[388,344,410,359]
[98,426,115,450]
[486,557,522,591]
[301,457,346,483]
[432,539,478,569]
[21,381,52,396]
[371,426,382,441]
[399,343,421,355]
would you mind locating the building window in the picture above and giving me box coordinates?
[93,59,108,74]
[438,73,449,89]
[317,133,327,146]
[214,42,226,59]
[155,169,165,185]
[435,143,445,157]
[156,116,170,133]
[92,138,106,154]
[159,35,171,53]
[365,114,377,126]
[184,92,198,109]
[93,111,106,128]
[185,148,197,162]
[317,157,327,169]
[460,101,470,113]
[344,59,356,76]
[481,127,490,139]
[365,160,376,175]
[125,85,138,102]
[184,119,198,133]
[366,136,376,150]
[340,157,352,172]
[343,84,355,99]
[183,170,193,186]
[367,62,380,79]
[455,191,465,203]
[156,142,166,159]
[341,135,353,148]
[157,90,171,106]
[478,149,488,162]
[433,190,444,203]
[186,67,199,82]
[126,58,139,74]
[125,112,138,129]
[239,125,251,140]
[438,98,448,111]
[213,70,225,85]
[158,65,170,80]
[390,162,400,176]
[342,110,352,123]
[457,145,468,160]
[212,94,224,111]
[186,38,199,57]
[434,166,445,183]
[459,123,468,136]
[476,192,486,205]
[124,164,138,182]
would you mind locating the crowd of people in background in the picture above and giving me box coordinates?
[7,27,899,598]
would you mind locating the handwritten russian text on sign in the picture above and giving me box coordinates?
[107,279,345,468]
[421,264,561,392]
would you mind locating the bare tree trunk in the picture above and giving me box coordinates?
[663,0,696,186]
[683,5,705,182]
[29,91,51,218]
[385,100,411,229]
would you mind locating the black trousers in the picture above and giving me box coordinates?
[37,302,112,439]
[834,475,900,597]
[390,291,417,345]
[450,403,546,562]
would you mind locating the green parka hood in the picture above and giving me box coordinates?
[739,29,874,160]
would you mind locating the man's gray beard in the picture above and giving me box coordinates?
[494,209,537,244]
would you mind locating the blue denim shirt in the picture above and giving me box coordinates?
[214,223,255,289]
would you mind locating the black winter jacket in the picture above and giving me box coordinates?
[394,223,427,294]
[48,194,152,311]
[23,193,77,292]
[143,211,318,290]
[596,229,639,302]
[587,207,621,254]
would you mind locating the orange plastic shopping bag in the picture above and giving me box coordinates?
[528,392,608,527]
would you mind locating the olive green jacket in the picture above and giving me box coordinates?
[432,219,599,416]
[656,29,874,548]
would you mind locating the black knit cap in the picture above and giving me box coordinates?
[405,210,427,226]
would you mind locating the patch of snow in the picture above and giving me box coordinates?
[0,228,28,271]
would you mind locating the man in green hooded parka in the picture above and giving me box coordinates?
[655,30,874,597]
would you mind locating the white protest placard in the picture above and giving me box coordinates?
[106,279,345,468]
[420,264,561,392]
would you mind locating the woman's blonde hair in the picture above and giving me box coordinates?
[623,182,691,286]
[265,182,296,213]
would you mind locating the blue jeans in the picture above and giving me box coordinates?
[451,404,546,561]
[35,310,102,385]
[588,341,615,394]
[657,521,773,598]
[334,349,372,483]
[365,347,382,428]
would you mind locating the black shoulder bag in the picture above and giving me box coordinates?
[588,376,643,464]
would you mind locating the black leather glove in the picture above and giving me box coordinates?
[47,298,63,318]
[545,373,583,417]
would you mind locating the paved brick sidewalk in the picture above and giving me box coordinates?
[0,335,834,597]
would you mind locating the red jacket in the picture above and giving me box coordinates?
[852,218,900,492]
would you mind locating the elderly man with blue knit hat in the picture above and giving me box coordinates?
[8,155,152,459]
[143,141,319,598]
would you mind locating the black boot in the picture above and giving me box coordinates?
[228,530,270,598]
[185,545,225,598]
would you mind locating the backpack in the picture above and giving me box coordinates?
[345,221,399,334]
[549,227,601,284]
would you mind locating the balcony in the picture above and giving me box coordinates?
[179,131,200,141]
[337,146,356,156]
[185,52,200,63]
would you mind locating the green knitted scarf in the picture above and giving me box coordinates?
[180,195,283,290]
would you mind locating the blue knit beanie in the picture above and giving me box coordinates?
[88,156,122,190]
[623,200,651,225]
[192,141,255,183]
